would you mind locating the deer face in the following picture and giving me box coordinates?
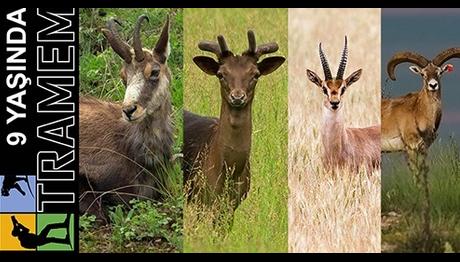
[409,63,452,92]
[192,31,285,110]
[307,69,362,111]
[103,15,170,122]
[306,36,361,112]
[194,55,284,109]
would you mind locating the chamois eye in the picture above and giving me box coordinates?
[150,69,160,80]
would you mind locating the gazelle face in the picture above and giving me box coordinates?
[307,69,362,111]
[120,51,170,122]
[409,63,452,92]
[193,54,285,110]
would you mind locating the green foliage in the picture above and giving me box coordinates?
[78,8,183,253]
[109,199,183,250]
[382,140,460,252]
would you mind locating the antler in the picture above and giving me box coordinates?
[432,47,460,66]
[243,30,279,60]
[319,42,333,80]
[387,51,429,80]
[102,19,132,63]
[336,36,348,80]
[133,15,149,62]
[198,35,233,60]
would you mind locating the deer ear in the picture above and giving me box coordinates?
[306,69,322,87]
[257,56,285,76]
[345,69,362,87]
[154,16,170,64]
[193,56,219,75]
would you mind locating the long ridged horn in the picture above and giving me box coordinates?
[319,43,332,80]
[387,51,429,80]
[336,36,348,80]
[102,19,132,63]
[133,15,149,62]
[432,47,460,66]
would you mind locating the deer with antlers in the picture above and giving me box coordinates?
[382,48,460,248]
[306,37,380,172]
[79,15,174,221]
[183,31,285,210]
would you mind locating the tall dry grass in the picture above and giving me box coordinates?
[288,8,381,253]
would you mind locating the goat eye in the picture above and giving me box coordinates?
[150,69,160,80]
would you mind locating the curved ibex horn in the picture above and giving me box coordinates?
[432,47,460,66]
[387,51,429,80]
[336,36,348,80]
[133,15,149,62]
[319,42,333,80]
[102,19,132,63]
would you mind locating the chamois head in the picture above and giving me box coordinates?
[307,37,362,112]
[387,48,460,92]
[193,30,285,109]
[102,15,170,122]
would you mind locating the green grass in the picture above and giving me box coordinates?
[183,8,288,252]
[79,8,183,253]
[382,139,460,252]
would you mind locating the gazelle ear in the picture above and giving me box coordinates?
[409,65,422,75]
[345,69,362,87]
[306,69,322,88]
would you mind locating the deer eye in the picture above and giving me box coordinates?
[150,69,160,80]
[322,87,328,95]
[216,72,224,80]
[340,87,346,96]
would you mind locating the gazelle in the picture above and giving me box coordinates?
[79,15,174,221]
[183,30,285,210]
[306,37,380,172]
[381,48,460,248]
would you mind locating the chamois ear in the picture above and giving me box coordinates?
[345,69,362,87]
[154,16,170,64]
[306,69,322,88]
[257,56,285,76]
[409,65,422,75]
[193,56,220,75]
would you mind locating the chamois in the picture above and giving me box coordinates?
[183,31,285,210]
[306,37,380,172]
[381,48,460,248]
[79,15,173,221]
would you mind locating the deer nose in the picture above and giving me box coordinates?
[231,93,246,101]
[330,101,340,106]
[123,105,137,119]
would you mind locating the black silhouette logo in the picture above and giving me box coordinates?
[11,214,72,249]
[1,175,33,197]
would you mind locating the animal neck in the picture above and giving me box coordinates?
[210,102,252,177]
[322,106,346,154]
[126,95,173,170]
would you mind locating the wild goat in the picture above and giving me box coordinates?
[382,48,460,181]
[183,31,285,210]
[306,37,380,172]
[381,48,460,248]
[79,15,173,221]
